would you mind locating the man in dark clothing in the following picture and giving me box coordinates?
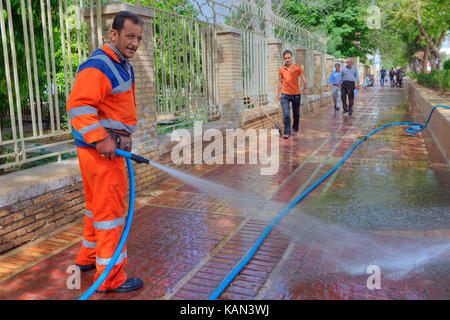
[389,68,395,87]
[380,67,386,86]
[338,57,361,116]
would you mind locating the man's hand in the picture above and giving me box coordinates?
[302,88,306,95]
[96,136,117,160]
[338,83,341,88]
[277,93,281,101]
[357,85,361,90]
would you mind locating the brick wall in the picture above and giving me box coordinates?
[0,180,84,253]
[405,79,450,166]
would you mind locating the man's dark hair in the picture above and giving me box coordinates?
[283,50,293,58]
[112,11,144,33]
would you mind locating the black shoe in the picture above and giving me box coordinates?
[96,277,144,293]
[283,134,290,139]
[334,105,340,110]
[342,109,348,114]
[76,263,96,272]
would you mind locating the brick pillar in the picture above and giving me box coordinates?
[267,38,283,106]
[216,24,243,126]
[84,2,157,155]
[325,54,335,92]
[313,51,323,95]
[295,46,313,94]
[354,56,360,70]
[360,64,365,84]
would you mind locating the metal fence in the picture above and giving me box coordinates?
[149,7,219,132]
[0,0,105,172]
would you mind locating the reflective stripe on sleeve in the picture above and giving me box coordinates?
[78,122,102,136]
[68,106,98,121]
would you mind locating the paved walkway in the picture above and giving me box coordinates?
[0,83,449,300]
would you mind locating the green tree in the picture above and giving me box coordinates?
[280,0,376,62]
[373,0,449,72]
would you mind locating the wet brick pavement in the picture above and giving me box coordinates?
[0,84,449,300]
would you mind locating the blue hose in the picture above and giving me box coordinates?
[208,104,450,300]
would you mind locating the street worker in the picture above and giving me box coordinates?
[277,50,307,139]
[66,11,144,293]
[326,62,342,111]
[338,57,360,116]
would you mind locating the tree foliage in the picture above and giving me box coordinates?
[0,0,196,122]
[371,0,449,72]
[280,0,376,62]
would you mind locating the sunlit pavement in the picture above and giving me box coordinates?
[0,83,448,300]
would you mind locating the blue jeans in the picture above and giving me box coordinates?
[280,93,301,135]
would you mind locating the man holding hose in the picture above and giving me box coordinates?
[66,11,144,293]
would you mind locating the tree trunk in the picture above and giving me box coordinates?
[421,45,429,73]
[430,51,437,70]
[417,9,444,70]
[411,58,419,74]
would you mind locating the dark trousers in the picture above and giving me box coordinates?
[280,93,301,135]
[341,81,355,112]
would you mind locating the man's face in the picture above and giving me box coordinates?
[110,19,143,59]
[335,64,340,72]
[346,58,353,67]
[284,53,292,66]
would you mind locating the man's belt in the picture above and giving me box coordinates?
[105,128,132,152]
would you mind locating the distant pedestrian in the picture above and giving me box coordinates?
[326,63,342,111]
[389,67,395,87]
[277,50,307,139]
[380,67,386,87]
[396,67,404,88]
[338,57,361,116]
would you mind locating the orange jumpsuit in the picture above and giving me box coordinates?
[66,43,137,291]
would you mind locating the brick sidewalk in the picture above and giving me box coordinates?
[0,84,448,300]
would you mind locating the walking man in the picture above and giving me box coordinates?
[67,11,144,293]
[326,63,342,111]
[338,57,361,116]
[380,67,386,87]
[277,50,307,139]
[389,67,395,87]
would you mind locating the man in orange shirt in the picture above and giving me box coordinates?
[277,50,307,139]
